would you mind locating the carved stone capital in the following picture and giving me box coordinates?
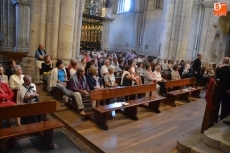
[12,0,30,6]
[202,1,214,8]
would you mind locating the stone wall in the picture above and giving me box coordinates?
[140,2,164,57]
[108,13,136,53]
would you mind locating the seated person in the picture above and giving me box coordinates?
[104,66,118,88]
[153,65,167,96]
[171,65,181,80]
[100,59,110,77]
[121,65,137,100]
[0,74,14,103]
[128,59,142,85]
[70,60,78,77]
[85,61,93,75]
[136,62,144,84]
[78,57,86,69]
[68,58,76,71]
[0,65,9,84]
[16,75,42,125]
[6,59,16,79]
[41,55,53,92]
[50,60,69,102]
[86,67,104,90]
[9,65,25,90]
[143,64,160,95]
[111,58,121,76]
[69,67,90,115]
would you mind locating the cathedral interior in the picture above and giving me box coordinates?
[0,0,230,153]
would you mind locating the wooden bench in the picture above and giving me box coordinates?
[0,100,64,152]
[162,74,172,80]
[164,78,203,107]
[0,51,28,63]
[90,84,165,130]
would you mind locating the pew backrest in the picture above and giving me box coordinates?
[0,51,28,61]
[165,78,196,89]
[162,74,172,80]
[0,100,56,120]
[90,83,156,101]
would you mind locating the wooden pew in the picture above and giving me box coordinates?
[0,51,28,63]
[90,84,165,130]
[164,78,203,107]
[162,74,171,80]
[0,100,64,152]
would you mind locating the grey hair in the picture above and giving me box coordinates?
[13,65,22,74]
[23,75,32,82]
[108,65,115,72]
[76,66,84,76]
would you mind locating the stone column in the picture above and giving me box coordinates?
[46,0,61,59]
[75,0,84,57]
[21,0,45,82]
[198,1,213,59]
[72,0,84,58]
[13,0,30,52]
[176,0,194,60]
[2,0,8,47]
[160,0,176,59]
[57,0,76,61]
[101,20,111,51]
[7,0,15,50]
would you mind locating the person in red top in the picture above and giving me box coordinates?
[0,74,14,106]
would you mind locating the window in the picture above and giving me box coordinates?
[155,0,164,9]
[117,0,131,14]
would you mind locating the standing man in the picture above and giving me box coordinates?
[192,54,202,82]
[126,49,136,64]
[35,44,47,83]
[215,57,230,124]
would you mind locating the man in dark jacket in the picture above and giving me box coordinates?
[192,54,202,82]
[216,57,230,124]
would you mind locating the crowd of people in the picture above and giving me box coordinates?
[0,44,229,125]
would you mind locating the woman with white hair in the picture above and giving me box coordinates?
[104,65,118,87]
[9,65,25,90]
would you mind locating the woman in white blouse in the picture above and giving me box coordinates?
[9,65,25,90]
[171,65,181,80]
[104,66,118,88]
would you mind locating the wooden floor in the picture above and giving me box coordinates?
[38,84,206,153]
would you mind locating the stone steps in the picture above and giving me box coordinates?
[177,116,230,153]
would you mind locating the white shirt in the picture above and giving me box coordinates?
[161,63,168,71]
[104,74,115,86]
[100,65,108,76]
[153,71,163,81]
[17,83,37,104]
[137,58,143,63]
[70,68,76,77]
[9,74,25,90]
[111,62,121,72]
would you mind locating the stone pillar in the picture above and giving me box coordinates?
[176,0,194,60]
[46,0,60,59]
[2,0,8,47]
[7,0,15,50]
[198,1,213,60]
[160,0,176,59]
[75,0,84,57]
[13,0,30,52]
[101,20,111,51]
[57,0,76,61]
[72,0,84,58]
